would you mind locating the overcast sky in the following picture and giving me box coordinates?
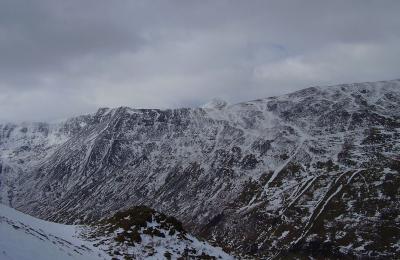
[1,0,399,122]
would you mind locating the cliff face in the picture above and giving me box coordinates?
[1,79,400,258]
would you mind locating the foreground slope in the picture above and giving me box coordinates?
[0,204,232,259]
[1,79,400,258]
[0,204,105,260]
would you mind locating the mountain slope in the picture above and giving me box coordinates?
[1,79,400,258]
[0,204,232,259]
[0,204,107,260]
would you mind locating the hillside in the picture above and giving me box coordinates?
[0,204,231,259]
[0,204,107,260]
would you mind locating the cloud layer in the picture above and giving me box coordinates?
[1,0,400,121]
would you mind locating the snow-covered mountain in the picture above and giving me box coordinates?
[1,79,400,258]
[0,204,231,259]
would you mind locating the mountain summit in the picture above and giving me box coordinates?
[201,98,229,110]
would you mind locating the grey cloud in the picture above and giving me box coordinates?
[0,0,399,121]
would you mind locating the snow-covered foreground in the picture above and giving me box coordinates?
[0,204,107,260]
[0,204,233,260]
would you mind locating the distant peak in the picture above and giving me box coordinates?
[95,107,111,115]
[201,98,228,110]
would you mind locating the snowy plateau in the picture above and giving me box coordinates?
[1,79,400,259]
